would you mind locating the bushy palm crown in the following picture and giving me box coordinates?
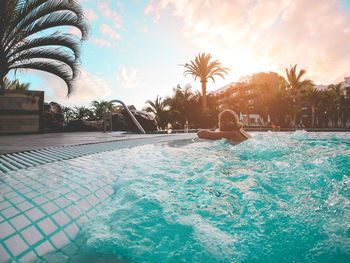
[183,53,229,84]
[285,64,314,98]
[0,0,89,94]
[145,95,168,129]
[182,53,229,111]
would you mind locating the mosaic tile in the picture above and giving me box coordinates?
[18,187,32,194]
[65,192,80,202]
[17,201,34,212]
[0,221,16,239]
[52,211,71,227]
[64,206,80,219]
[1,206,20,219]
[4,234,28,257]
[77,187,90,197]
[50,232,70,249]
[41,202,59,215]
[45,192,60,200]
[37,218,58,236]
[25,191,39,199]
[95,189,108,200]
[33,196,49,205]
[4,191,17,199]
[11,195,25,204]
[10,214,31,231]
[64,223,80,240]
[35,240,55,256]
[76,216,88,227]
[25,207,45,222]
[0,201,11,210]
[21,226,44,246]
[54,197,71,208]
[87,194,99,206]
[77,199,91,211]
[0,243,11,262]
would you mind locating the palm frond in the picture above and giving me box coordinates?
[9,61,74,94]
[0,0,89,95]
[8,48,77,77]
[6,33,81,60]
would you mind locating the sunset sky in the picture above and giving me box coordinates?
[12,0,350,109]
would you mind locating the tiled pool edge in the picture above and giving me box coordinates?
[0,134,195,173]
[0,133,195,262]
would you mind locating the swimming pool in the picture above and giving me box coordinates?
[0,131,349,262]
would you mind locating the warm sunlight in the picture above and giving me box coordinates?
[1,1,350,261]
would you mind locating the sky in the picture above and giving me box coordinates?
[10,0,350,109]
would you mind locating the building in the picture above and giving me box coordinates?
[210,72,281,126]
[342,77,350,98]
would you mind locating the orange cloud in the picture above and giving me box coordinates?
[146,0,350,84]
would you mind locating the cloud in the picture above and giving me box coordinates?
[98,0,123,29]
[145,0,350,84]
[92,38,117,48]
[116,65,146,90]
[100,24,122,40]
[85,8,98,22]
[35,68,112,106]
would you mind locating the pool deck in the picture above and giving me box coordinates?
[0,132,195,155]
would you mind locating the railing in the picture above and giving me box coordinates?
[103,99,146,134]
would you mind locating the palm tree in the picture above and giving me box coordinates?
[0,0,89,93]
[284,64,314,122]
[305,87,321,128]
[328,82,344,127]
[90,100,113,120]
[73,106,93,120]
[164,84,195,128]
[144,95,169,130]
[182,53,229,112]
[2,77,30,90]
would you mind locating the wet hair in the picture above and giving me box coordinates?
[218,109,243,131]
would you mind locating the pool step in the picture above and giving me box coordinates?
[0,134,194,173]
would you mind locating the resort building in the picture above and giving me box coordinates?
[342,77,350,98]
[210,72,281,126]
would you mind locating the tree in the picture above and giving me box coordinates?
[0,0,89,93]
[90,100,113,120]
[164,84,194,128]
[328,82,344,127]
[182,53,229,112]
[2,76,30,90]
[284,64,314,122]
[144,95,169,130]
[73,106,94,121]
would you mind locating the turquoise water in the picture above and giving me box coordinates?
[60,132,349,262]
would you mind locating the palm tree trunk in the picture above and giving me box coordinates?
[201,81,207,112]
[0,73,5,90]
[311,105,315,128]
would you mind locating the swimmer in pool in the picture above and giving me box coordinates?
[197,109,251,142]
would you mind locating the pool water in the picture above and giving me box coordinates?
[2,131,350,262]
[70,131,349,263]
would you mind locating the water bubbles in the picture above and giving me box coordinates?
[73,132,350,262]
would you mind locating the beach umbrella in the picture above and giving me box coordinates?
[267,114,271,123]
[239,112,243,121]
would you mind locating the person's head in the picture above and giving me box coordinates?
[218,109,243,131]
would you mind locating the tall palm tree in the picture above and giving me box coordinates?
[144,95,169,129]
[182,53,229,112]
[0,0,89,93]
[285,64,314,122]
[328,82,344,127]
